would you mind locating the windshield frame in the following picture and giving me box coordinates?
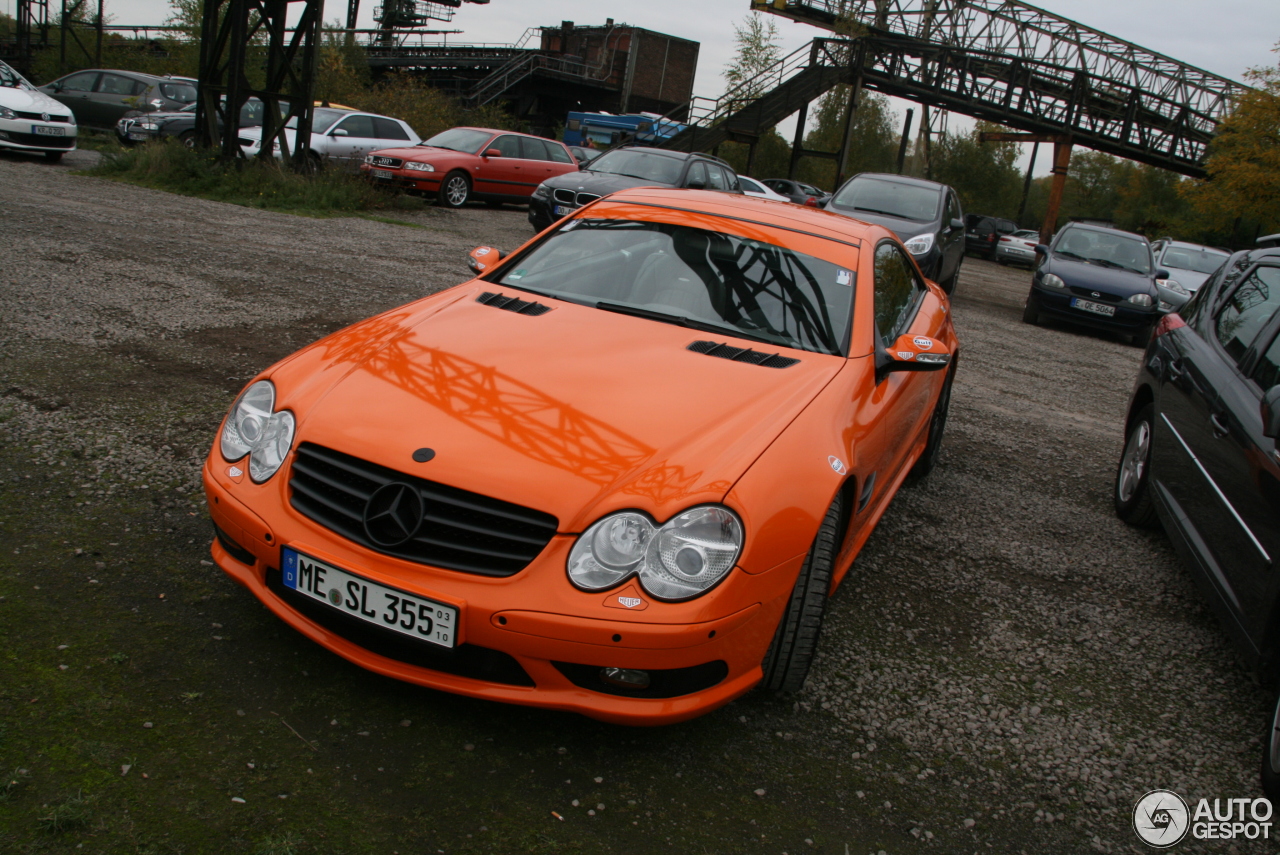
[419,127,495,154]
[480,214,857,357]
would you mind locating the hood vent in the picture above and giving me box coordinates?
[687,340,799,368]
[476,291,552,316]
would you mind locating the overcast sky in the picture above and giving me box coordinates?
[17,0,1275,172]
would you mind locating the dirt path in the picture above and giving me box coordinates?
[0,152,1269,854]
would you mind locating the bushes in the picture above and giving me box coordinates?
[88,140,421,215]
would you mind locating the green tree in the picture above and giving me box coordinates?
[795,87,897,191]
[722,13,782,102]
[928,121,1022,216]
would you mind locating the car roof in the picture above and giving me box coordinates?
[591,186,888,247]
[63,68,168,81]
[449,126,555,140]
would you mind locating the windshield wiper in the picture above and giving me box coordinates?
[1056,250,1088,261]
[851,206,906,217]
[594,301,785,347]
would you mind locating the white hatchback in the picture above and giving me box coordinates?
[237,106,419,169]
[0,60,77,162]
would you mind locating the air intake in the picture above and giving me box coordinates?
[476,291,552,316]
[686,340,799,368]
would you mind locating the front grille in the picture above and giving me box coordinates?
[0,130,75,148]
[575,192,601,205]
[553,188,577,204]
[266,568,535,686]
[368,155,402,167]
[1068,286,1122,303]
[476,291,551,316]
[687,340,799,368]
[289,443,558,577]
[15,110,72,123]
[552,660,728,698]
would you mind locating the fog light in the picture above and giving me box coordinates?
[600,667,650,689]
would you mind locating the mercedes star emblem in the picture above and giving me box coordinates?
[363,482,424,547]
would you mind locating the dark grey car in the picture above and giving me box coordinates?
[40,69,196,129]
[823,173,966,293]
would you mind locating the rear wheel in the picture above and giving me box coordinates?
[1114,404,1158,528]
[1022,290,1042,325]
[761,494,842,693]
[909,366,955,482]
[438,170,470,208]
[178,130,198,149]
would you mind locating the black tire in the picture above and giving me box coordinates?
[1114,404,1159,528]
[1022,290,1042,325]
[909,365,955,482]
[996,257,1007,266]
[761,494,842,693]
[1261,687,1280,804]
[44,150,63,163]
[438,170,470,208]
[178,130,198,149]
[1130,324,1153,348]
[940,262,961,295]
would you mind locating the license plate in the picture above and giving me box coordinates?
[1071,297,1115,316]
[554,205,573,216]
[370,168,393,179]
[128,132,149,141]
[281,548,457,648]
[34,125,65,136]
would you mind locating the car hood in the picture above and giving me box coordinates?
[1049,255,1155,296]
[2,86,70,115]
[371,145,466,160]
[542,170,661,196]
[274,286,844,531]
[1162,268,1214,292]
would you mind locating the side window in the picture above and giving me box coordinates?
[740,177,762,193]
[719,167,739,191]
[98,74,139,96]
[1216,266,1280,364]
[1252,332,1280,391]
[373,117,410,141]
[685,162,708,188]
[59,72,98,92]
[491,134,522,158]
[519,137,550,161]
[705,165,727,190]
[545,141,573,164]
[946,193,962,224]
[873,243,925,344]
[335,115,376,138]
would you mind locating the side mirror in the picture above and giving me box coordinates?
[1034,244,1050,255]
[950,218,964,230]
[467,245,505,274]
[875,333,952,382]
[483,148,502,158]
[330,128,348,137]
[1263,386,1280,440]
[1156,268,1171,280]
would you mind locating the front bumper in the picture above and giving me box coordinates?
[360,163,442,195]
[202,458,788,724]
[0,117,77,152]
[1032,284,1159,332]
[996,245,1036,264]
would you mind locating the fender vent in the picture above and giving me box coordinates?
[687,340,799,368]
[476,291,552,316]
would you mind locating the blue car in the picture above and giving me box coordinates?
[1022,223,1166,345]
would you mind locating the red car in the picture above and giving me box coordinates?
[362,127,581,208]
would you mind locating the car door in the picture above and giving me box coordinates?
[46,71,100,125]
[1153,262,1280,635]
[326,114,379,166]
[940,192,965,280]
[517,137,559,198]
[473,133,525,197]
[92,73,148,126]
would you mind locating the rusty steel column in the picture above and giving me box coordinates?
[1040,138,1073,245]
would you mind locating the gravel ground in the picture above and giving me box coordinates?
[0,151,1272,853]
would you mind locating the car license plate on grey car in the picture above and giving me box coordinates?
[34,126,65,136]
[1071,298,1115,316]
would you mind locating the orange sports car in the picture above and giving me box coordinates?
[203,187,959,725]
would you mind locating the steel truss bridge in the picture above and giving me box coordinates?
[659,0,1248,179]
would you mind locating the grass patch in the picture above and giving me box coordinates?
[36,790,94,834]
[86,140,423,217]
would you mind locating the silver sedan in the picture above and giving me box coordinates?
[237,107,420,169]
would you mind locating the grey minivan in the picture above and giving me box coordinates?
[40,69,196,129]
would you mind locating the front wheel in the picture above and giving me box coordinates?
[939,262,961,295]
[1262,688,1280,803]
[179,130,198,149]
[1114,404,1158,527]
[909,366,954,482]
[761,494,842,693]
[438,170,470,208]
[44,150,64,163]
[1022,290,1042,325]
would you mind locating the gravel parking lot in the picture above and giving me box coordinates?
[0,150,1272,853]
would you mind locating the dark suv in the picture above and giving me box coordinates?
[1112,244,1280,799]
[965,214,1018,259]
[528,147,741,232]
[823,173,966,293]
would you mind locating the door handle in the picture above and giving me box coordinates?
[1166,359,1185,381]
[1210,412,1230,437]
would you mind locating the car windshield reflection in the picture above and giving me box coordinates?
[495,219,853,356]
[1056,230,1152,274]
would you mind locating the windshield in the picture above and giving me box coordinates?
[829,177,941,222]
[421,128,492,153]
[1160,244,1229,275]
[0,62,32,89]
[586,150,683,184]
[495,219,853,356]
[286,108,347,132]
[1011,230,1038,239]
[1054,229,1152,274]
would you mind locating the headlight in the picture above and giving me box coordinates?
[903,233,935,255]
[1040,273,1066,289]
[220,380,296,482]
[0,106,14,120]
[1160,278,1189,296]
[567,506,744,600]
[532,184,552,199]
[1127,293,1154,307]
[149,98,164,110]
[404,161,434,172]
[138,121,159,130]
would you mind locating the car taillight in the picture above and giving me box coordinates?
[803,196,818,207]
[1154,313,1186,337]
[987,233,997,242]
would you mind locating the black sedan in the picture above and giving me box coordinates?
[1023,223,1165,345]
[528,146,741,232]
[116,98,271,147]
[1112,243,1280,799]
[760,178,828,206]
